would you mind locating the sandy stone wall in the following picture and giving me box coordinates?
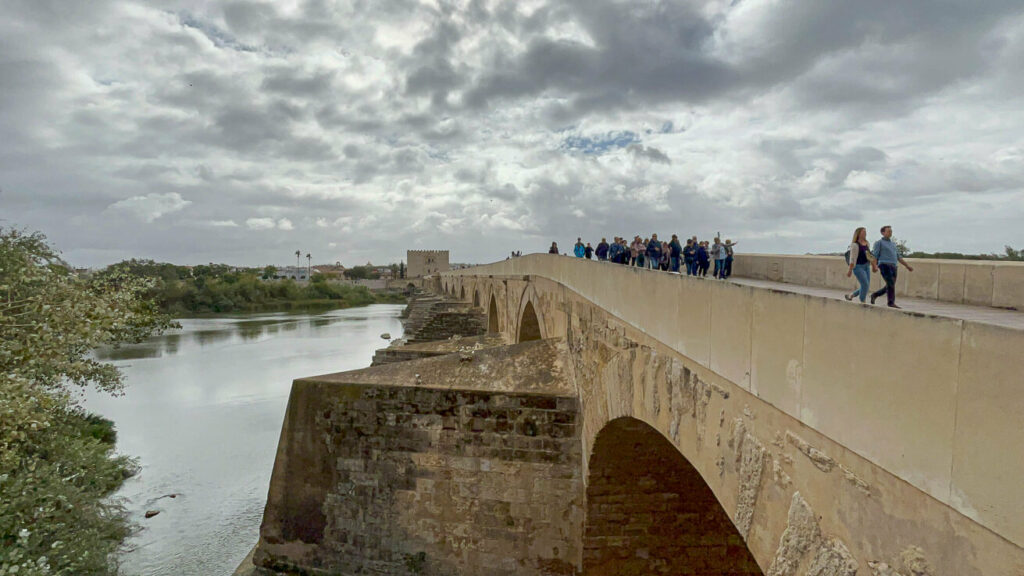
[254,339,584,575]
[443,262,1024,575]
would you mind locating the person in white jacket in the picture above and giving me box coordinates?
[844,227,878,303]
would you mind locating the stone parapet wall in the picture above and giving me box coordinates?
[732,253,1024,310]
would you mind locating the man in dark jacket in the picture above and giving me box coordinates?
[669,234,683,273]
[596,238,609,261]
[683,239,696,275]
[646,234,662,270]
[696,241,710,276]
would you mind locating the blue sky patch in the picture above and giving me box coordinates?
[561,131,639,155]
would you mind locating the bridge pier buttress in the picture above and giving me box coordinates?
[254,338,586,576]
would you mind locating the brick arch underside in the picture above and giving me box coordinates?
[584,417,763,576]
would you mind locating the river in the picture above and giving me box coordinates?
[84,304,405,576]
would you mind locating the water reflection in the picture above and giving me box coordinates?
[84,305,405,576]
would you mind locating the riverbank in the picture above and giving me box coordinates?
[84,305,407,576]
[172,293,407,317]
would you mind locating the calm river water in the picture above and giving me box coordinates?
[84,304,405,576]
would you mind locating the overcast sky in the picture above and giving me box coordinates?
[2,0,1023,267]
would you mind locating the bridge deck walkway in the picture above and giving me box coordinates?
[728,276,1024,330]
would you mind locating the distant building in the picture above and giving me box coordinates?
[313,264,347,279]
[407,250,449,278]
[274,266,309,281]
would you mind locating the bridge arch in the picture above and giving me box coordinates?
[473,289,480,307]
[585,417,763,576]
[487,294,501,334]
[518,301,542,342]
[460,285,466,301]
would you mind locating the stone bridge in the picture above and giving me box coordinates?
[242,254,1024,576]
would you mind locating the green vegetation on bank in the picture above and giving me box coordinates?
[99,260,406,316]
[1,228,176,576]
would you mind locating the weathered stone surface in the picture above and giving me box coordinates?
[786,432,836,473]
[806,538,859,576]
[766,492,822,576]
[371,334,505,366]
[736,432,767,538]
[254,339,582,575]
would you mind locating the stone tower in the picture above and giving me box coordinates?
[407,250,449,278]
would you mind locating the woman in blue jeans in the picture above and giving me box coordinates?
[844,227,878,302]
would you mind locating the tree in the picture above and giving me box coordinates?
[893,238,910,258]
[343,265,380,280]
[0,228,175,575]
[261,265,278,280]
[295,249,301,271]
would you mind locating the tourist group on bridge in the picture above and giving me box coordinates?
[547,224,915,308]
[548,235,739,280]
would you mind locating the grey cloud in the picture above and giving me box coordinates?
[2,0,1023,267]
[627,144,671,165]
[261,67,337,97]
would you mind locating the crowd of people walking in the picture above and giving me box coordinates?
[546,224,914,308]
[549,234,739,279]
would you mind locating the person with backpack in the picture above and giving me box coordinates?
[584,242,594,260]
[548,242,559,254]
[844,227,878,303]
[596,238,609,261]
[573,238,585,258]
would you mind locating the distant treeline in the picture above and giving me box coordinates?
[824,244,1023,262]
[904,245,1023,261]
[98,260,406,315]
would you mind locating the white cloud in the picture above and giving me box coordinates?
[246,218,277,230]
[106,193,191,223]
[246,217,294,231]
